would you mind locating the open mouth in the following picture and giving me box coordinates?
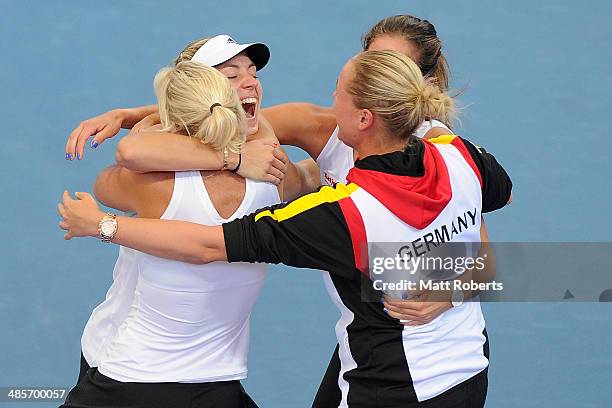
[241,97,257,119]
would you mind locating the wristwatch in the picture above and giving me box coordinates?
[451,286,464,307]
[98,213,118,242]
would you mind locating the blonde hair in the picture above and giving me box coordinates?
[172,37,211,66]
[348,50,455,142]
[154,61,246,153]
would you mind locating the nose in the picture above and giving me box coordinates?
[239,73,258,90]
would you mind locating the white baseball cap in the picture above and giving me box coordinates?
[191,34,270,71]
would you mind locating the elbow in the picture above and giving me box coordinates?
[116,137,141,171]
[189,246,220,265]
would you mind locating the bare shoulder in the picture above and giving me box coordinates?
[132,171,175,218]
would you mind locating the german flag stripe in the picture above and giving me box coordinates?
[429,135,483,187]
[254,183,360,223]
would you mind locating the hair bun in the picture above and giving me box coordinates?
[418,85,436,105]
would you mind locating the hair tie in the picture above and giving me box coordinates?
[209,103,222,113]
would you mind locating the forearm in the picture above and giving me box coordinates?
[282,158,320,201]
[116,131,229,173]
[453,222,496,301]
[120,105,158,129]
[111,216,226,264]
[262,103,336,159]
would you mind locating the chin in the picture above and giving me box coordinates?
[247,119,259,135]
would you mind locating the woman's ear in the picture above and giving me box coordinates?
[358,109,374,131]
[425,76,438,87]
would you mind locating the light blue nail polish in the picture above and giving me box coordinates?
[91,141,98,149]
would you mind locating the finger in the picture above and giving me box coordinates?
[64,232,73,240]
[262,174,282,185]
[271,157,287,175]
[267,167,285,182]
[386,309,425,322]
[404,319,434,326]
[385,308,426,322]
[273,148,288,164]
[74,191,93,202]
[91,125,117,149]
[62,190,73,205]
[383,301,426,313]
[66,124,84,160]
[57,203,67,218]
[59,220,69,230]
[75,126,97,160]
[383,303,428,319]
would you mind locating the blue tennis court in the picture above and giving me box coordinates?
[0,1,610,407]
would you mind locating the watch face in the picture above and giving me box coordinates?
[101,220,116,236]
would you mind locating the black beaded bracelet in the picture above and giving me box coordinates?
[230,153,242,173]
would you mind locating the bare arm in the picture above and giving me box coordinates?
[116,132,224,173]
[262,103,337,160]
[58,191,226,265]
[66,105,157,160]
[280,155,322,201]
[93,165,141,213]
[115,131,287,184]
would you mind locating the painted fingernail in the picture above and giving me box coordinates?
[383,308,389,314]
[77,153,81,160]
[65,153,70,160]
[402,292,409,300]
[379,297,385,303]
[91,141,98,149]
[67,153,73,160]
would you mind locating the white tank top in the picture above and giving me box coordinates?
[81,245,139,368]
[316,119,452,186]
[88,171,280,383]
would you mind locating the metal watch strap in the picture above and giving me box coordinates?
[98,212,117,243]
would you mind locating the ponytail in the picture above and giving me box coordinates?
[154,61,246,153]
[348,50,455,142]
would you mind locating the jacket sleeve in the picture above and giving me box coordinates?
[222,184,360,279]
[460,137,513,213]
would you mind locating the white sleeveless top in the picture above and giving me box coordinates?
[316,119,452,186]
[81,245,139,368]
[84,171,280,383]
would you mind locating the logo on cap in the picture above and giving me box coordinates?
[227,37,236,44]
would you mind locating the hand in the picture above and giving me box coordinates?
[237,139,288,184]
[58,191,106,240]
[66,109,126,161]
[383,290,452,326]
[128,113,161,136]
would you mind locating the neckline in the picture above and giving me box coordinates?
[194,171,251,222]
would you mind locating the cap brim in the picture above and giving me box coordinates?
[191,35,270,71]
[242,43,270,71]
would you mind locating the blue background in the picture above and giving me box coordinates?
[0,1,610,407]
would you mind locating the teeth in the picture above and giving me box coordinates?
[241,97,257,104]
